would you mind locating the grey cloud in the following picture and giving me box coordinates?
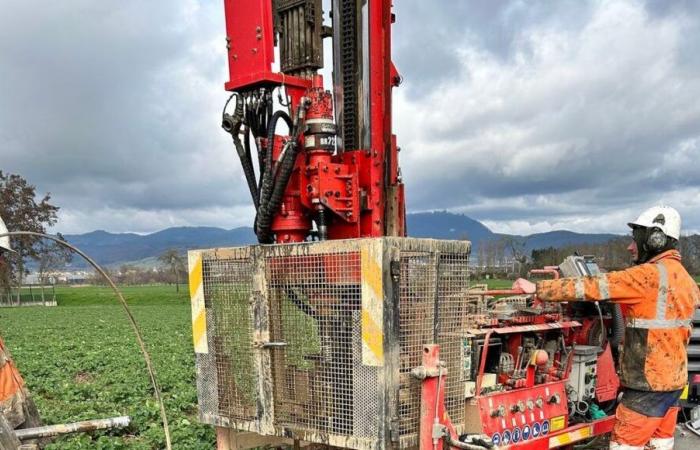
[2,0,700,236]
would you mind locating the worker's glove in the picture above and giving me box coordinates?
[512,278,536,295]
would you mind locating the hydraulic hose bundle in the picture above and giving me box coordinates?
[222,90,308,243]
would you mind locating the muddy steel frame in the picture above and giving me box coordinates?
[188,238,471,450]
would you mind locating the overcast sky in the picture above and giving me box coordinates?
[2,0,700,236]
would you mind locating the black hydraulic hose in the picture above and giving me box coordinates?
[256,110,294,242]
[259,110,293,209]
[224,99,260,210]
[610,303,625,348]
[263,140,299,232]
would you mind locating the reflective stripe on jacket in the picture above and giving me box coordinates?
[537,250,700,391]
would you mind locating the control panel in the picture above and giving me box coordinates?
[467,380,569,446]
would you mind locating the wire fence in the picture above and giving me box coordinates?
[0,284,57,307]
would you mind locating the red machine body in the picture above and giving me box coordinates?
[219,3,621,450]
[222,0,404,244]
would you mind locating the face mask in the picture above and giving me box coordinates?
[632,227,651,264]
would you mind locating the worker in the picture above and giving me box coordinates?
[0,217,37,433]
[514,205,700,450]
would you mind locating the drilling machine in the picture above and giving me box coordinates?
[187,2,624,449]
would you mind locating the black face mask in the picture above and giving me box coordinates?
[631,226,677,264]
[632,227,651,264]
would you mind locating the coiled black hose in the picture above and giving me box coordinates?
[259,110,293,209]
[256,110,294,243]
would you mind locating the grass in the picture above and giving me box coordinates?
[1,285,215,449]
[471,278,514,290]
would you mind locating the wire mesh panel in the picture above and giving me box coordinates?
[267,251,362,436]
[396,248,471,447]
[435,253,471,436]
[201,253,258,423]
[191,238,470,450]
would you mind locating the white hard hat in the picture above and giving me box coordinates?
[628,205,681,240]
[0,215,13,253]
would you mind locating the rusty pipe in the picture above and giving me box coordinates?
[15,416,130,440]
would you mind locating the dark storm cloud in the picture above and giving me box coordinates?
[2,0,700,235]
[395,0,700,235]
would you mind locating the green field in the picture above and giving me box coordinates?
[2,285,215,449]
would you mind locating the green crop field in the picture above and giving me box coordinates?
[2,285,215,449]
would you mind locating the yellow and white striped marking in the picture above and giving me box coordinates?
[361,244,383,366]
[548,425,592,448]
[188,251,209,354]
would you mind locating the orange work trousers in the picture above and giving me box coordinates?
[610,403,677,450]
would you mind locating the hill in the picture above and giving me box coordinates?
[60,212,622,268]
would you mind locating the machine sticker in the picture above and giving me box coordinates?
[522,424,531,440]
[548,425,592,448]
[542,420,550,435]
[188,251,209,354]
[550,415,566,432]
[360,243,384,366]
[491,433,501,446]
[502,430,512,445]
[512,427,521,443]
[532,422,541,438]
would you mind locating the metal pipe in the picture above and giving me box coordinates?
[15,416,130,440]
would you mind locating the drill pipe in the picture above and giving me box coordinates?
[15,416,130,440]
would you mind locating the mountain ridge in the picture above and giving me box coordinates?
[61,211,621,268]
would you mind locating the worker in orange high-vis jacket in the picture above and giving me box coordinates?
[0,216,41,434]
[515,205,700,450]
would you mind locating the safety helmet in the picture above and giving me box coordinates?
[627,205,681,240]
[0,215,13,253]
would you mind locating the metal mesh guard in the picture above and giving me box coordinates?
[191,238,471,450]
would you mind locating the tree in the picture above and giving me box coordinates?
[35,233,73,284]
[0,172,60,303]
[158,249,186,292]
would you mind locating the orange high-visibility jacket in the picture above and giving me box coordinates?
[537,250,700,391]
[0,335,26,425]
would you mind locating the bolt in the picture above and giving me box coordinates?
[252,48,258,54]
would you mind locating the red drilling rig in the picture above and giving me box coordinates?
[194,2,625,450]
[221,0,404,244]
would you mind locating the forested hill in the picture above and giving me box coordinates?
[61,212,623,268]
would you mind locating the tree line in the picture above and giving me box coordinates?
[476,234,700,277]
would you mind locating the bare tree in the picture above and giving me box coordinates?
[35,233,73,284]
[158,249,186,292]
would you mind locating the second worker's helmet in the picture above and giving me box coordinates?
[0,215,13,253]
[628,205,681,240]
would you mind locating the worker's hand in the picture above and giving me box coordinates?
[512,278,536,295]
